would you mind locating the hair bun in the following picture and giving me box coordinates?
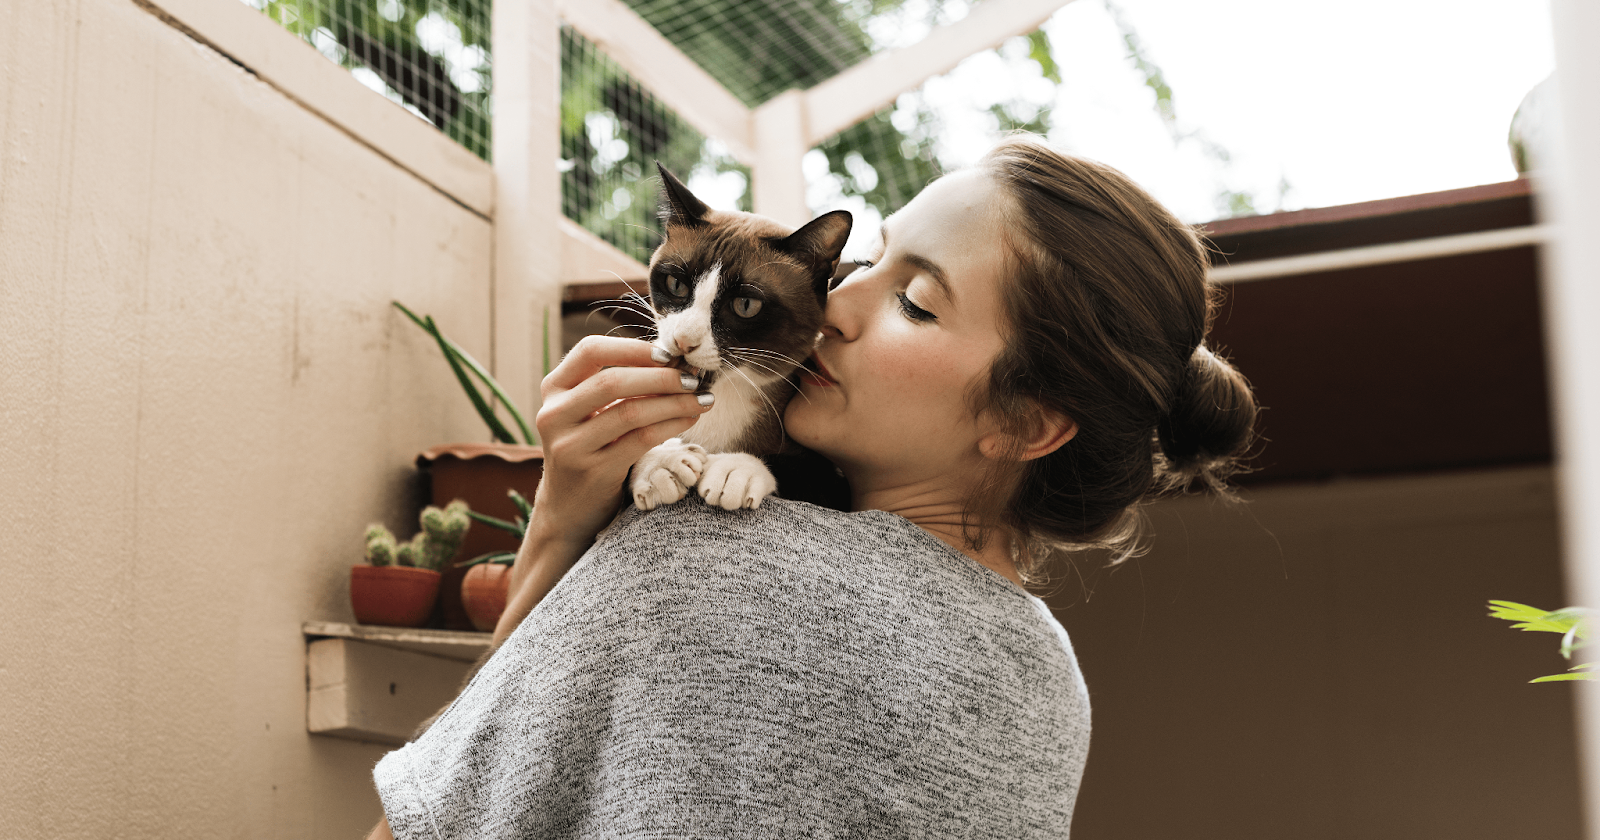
[1156,345,1259,492]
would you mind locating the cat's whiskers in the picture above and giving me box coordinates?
[730,347,806,368]
[723,361,786,437]
[726,351,813,407]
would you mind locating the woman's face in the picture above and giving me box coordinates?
[786,168,1012,496]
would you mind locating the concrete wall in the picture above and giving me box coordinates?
[0,0,500,836]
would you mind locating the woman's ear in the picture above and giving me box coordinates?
[979,407,1077,462]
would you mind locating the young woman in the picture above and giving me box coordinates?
[366,136,1256,839]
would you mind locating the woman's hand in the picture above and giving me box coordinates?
[494,336,711,643]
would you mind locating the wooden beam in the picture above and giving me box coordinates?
[305,638,473,745]
[752,90,811,226]
[560,217,651,285]
[557,0,755,164]
[134,0,492,217]
[803,0,1078,143]
[493,0,564,419]
[1209,225,1548,284]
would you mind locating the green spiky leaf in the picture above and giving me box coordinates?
[457,551,517,568]
[392,301,536,444]
[466,508,525,538]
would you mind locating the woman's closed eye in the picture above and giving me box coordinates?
[897,292,937,323]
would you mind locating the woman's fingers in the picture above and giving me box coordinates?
[543,366,701,430]
[565,393,709,460]
[542,335,664,394]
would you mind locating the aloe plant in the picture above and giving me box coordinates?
[1488,600,1596,683]
[456,489,534,568]
[393,300,549,445]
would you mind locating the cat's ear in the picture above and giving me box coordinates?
[776,210,853,297]
[656,162,711,229]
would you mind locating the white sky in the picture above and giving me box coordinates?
[772,0,1558,259]
[932,0,1556,223]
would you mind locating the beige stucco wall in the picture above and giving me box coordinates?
[0,0,500,836]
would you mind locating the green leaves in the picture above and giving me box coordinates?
[392,301,537,445]
[457,490,530,568]
[1026,30,1061,85]
[1488,600,1595,683]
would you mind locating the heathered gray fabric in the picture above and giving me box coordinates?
[373,495,1090,839]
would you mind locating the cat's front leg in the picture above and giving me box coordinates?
[631,438,709,510]
[698,453,779,511]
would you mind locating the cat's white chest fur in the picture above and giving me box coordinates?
[678,369,781,454]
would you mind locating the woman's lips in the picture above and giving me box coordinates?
[801,353,838,387]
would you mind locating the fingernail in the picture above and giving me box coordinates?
[680,373,699,391]
[650,346,673,364]
[697,393,715,407]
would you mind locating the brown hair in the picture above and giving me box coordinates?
[970,135,1258,579]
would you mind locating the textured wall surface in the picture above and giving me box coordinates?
[0,0,495,836]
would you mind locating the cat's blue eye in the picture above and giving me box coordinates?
[733,297,763,318]
[897,292,936,323]
[666,275,690,298]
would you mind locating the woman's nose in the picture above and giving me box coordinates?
[821,268,868,340]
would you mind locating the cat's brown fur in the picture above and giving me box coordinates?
[630,164,850,510]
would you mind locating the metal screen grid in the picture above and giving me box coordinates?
[560,24,751,263]
[240,0,492,161]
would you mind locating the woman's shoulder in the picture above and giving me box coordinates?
[587,496,1061,641]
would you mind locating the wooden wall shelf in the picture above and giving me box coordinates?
[303,622,491,746]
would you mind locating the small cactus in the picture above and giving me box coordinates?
[364,524,399,567]
[363,500,471,572]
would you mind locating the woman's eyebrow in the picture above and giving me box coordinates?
[881,222,954,303]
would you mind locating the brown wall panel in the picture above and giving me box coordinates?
[1210,247,1551,483]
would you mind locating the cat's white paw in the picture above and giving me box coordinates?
[631,438,708,510]
[698,452,778,511]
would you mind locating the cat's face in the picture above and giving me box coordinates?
[647,164,851,390]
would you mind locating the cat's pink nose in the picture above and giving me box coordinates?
[675,337,699,355]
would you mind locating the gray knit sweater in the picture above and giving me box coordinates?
[374,495,1090,838]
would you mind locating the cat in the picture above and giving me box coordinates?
[629,163,851,512]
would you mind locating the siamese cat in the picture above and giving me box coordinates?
[630,164,851,512]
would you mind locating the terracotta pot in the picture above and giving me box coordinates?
[461,563,513,632]
[349,565,442,628]
[417,443,544,630]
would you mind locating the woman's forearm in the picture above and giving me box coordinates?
[491,518,595,646]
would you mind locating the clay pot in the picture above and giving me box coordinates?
[349,565,442,627]
[417,443,544,630]
[461,563,513,632]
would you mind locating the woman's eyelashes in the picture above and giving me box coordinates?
[897,292,937,322]
[851,258,937,322]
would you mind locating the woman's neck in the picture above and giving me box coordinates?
[851,483,1024,589]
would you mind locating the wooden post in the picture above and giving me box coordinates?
[491,0,563,418]
[752,90,810,227]
[1542,1,1600,835]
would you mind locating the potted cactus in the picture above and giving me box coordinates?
[351,500,471,627]
[395,301,546,630]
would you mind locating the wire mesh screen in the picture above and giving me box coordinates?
[560,25,750,263]
[240,0,492,160]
